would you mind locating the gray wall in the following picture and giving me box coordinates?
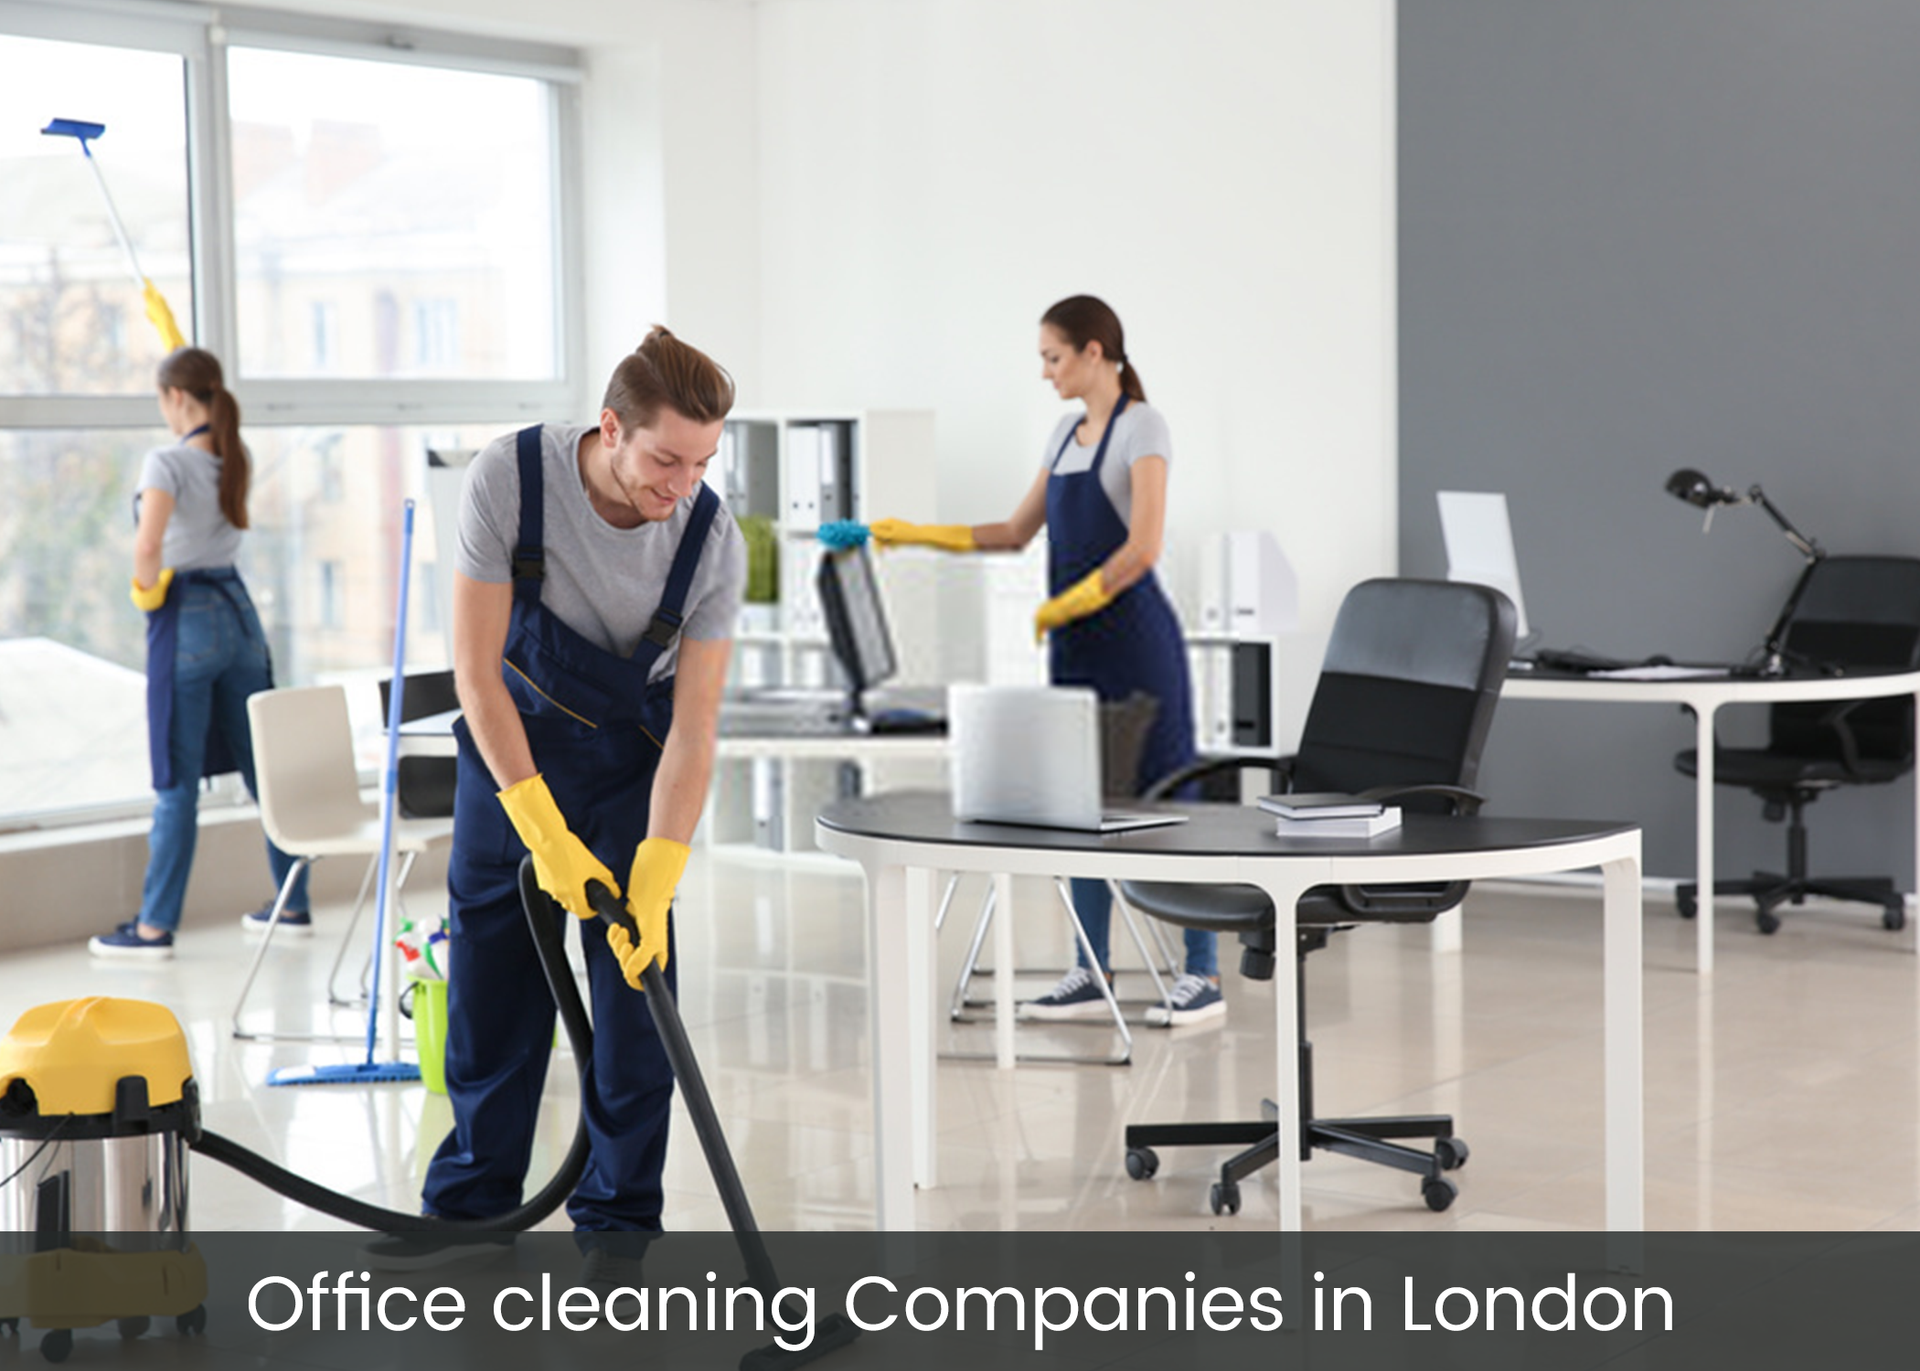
[1399,1,1920,883]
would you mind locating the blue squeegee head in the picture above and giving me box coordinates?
[816,520,870,549]
[42,119,107,148]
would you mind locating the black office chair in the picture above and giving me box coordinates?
[1674,555,1920,935]
[1118,578,1517,1215]
[378,670,461,819]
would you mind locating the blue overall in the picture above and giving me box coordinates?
[136,445,309,931]
[1048,396,1215,978]
[424,425,719,1231]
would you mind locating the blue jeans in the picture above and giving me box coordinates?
[138,579,308,932]
[1069,877,1218,979]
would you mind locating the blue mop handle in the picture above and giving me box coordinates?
[365,499,416,1064]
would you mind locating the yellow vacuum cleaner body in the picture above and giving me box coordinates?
[0,998,198,1235]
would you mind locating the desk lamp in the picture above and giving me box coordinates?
[1664,469,1825,676]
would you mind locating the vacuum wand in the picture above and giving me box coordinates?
[583,880,778,1294]
[582,879,862,1369]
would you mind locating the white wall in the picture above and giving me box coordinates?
[748,0,1398,665]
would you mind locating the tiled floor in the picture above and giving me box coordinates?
[15,856,1920,1232]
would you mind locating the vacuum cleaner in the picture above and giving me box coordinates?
[0,858,860,1368]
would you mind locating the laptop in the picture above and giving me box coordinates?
[948,685,1190,833]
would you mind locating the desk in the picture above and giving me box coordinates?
[816,792,1644,1233]
[1504,667,1920,976]
[395,706,948,764]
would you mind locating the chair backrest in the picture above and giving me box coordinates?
[378,669,460,725]
[247,685,368,852]
[1291,579,1518,807]
[379,670,462,817]
[1769,556,1920,765]
[1099,692,1160,801]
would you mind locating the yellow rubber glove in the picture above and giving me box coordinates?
[605,838,691,990]
[130,567,175,613]
[1034,569,1113,642]
[497,773,618,919]
[868,518,975,553]
[143,279,186,352]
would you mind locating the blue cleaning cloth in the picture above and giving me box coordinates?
[817,520,870,549]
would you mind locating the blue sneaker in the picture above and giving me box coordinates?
[1146,973,1225,1027]
[241,904,312,937]
[88,926,174,960]
[1017,965,1113,1021]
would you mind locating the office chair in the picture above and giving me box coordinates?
[233,685,454,1041]
[1674,555,1920,935]
[1118,578,1517,1215]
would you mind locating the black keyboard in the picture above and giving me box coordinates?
[866,711,947,736]
[1531,648,1644,674]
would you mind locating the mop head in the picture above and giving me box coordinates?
[268,1061,422,1087]
[815,520,869,550]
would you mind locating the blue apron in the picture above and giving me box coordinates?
[1047,395,1196,793]
[142,569,250,790]
[424,424,719,1230]
[137,428,248,791]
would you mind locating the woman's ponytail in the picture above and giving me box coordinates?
[210,386,249,529]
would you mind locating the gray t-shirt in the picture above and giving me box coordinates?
[135,441,245,571]
[1040,401,1173,529]
[456,423,745,681]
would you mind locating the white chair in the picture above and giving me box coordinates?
[231,684,455,1041]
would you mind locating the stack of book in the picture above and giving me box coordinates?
[1257,792,1402,838]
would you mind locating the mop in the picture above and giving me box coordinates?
[40,118,187,352]
[269,501,423,1086]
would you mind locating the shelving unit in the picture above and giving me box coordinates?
[703,409,942,859]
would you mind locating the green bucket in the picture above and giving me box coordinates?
[409,976,449,1095]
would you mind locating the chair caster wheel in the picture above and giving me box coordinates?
[117,1317,150,1340]
[1125,1147,1159,1181]
[1209,1180,1242,1216]
[39,1330,71,1364]
[1434,1136,1469,1171]
[1675,890,1697,920]
[1757,910,1781,935]
[1422,1177,1459,1212]
[175,1306,207,1336]
[1884,907,1906,932]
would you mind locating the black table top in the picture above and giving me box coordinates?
[817,791,1635,859]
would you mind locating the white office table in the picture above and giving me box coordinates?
[816,792,1644,1233]
[1504,667,1920,976]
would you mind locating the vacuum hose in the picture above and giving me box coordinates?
[191,859,590,1233]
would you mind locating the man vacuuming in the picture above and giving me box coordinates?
[370,327,744,1268]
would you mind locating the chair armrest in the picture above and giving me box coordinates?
[1143,753,1294,801]
[1353,782,1486,816]
[1813,698,1871,774]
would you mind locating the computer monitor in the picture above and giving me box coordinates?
[815,543,897,724]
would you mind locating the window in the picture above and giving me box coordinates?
[311,301,338,372]
[0,33,191,396]
[226,47,559,381]
[0,2,584,831]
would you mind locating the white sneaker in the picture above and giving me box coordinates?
[1017,965,1114,1021]
[1145,973,1226,1027]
